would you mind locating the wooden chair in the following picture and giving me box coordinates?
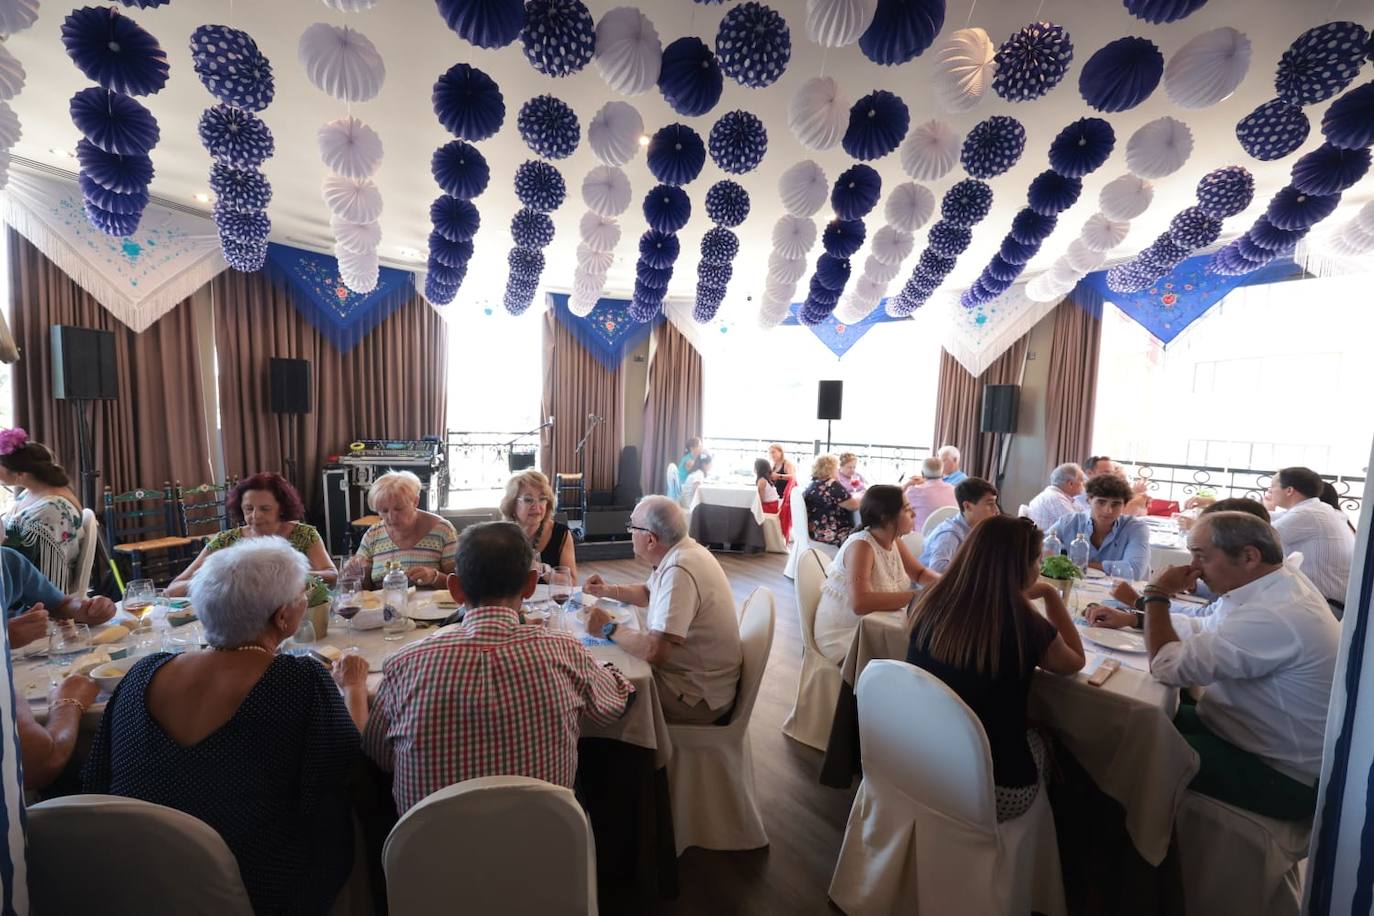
[102,483,192,583]
[177,478,236,550]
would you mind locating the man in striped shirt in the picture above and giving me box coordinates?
[362,522,634,815]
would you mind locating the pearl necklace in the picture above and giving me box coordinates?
[214,644,273,654]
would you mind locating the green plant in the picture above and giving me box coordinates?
[306,575,332,607]
[1040,555,1084,581]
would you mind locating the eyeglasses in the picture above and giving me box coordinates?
[517,495,551,506]
[626,524,652,534]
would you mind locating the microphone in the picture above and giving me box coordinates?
[546,415,555,427]
[588,413,603,422]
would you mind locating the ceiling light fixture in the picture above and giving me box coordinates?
[49,147,74,158]
[193,192,211,203]
[637,134,650,146]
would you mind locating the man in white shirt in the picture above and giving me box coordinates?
[1026,462,1084,531]
[1268,466,1354,614]
[584,495,742,725]
[937,445,967,485]
[1088,512,1338,820]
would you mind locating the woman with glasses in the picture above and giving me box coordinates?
[501,470,577,582]
[343,471,456,588]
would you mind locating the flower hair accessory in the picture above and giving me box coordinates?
[0,427,28,456]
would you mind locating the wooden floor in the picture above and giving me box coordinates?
[582,550,855,916]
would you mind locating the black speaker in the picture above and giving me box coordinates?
[981,384,1019,434]
[51,326,117,400]
[817,380,844,421]
[269,358,311,414]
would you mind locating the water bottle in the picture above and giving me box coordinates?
[1068,533,1091,572]
[1042,531,1062,562]
[382,561,409,641]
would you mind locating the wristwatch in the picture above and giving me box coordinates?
[601,621,618,641]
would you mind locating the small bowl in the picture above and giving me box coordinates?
[91,656,138,693]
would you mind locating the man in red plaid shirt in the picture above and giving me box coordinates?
[361,522,634,814]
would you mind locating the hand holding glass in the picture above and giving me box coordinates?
[49,621,91,687]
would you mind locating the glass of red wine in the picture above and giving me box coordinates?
[549,566,573,631]
[334,576,363,650]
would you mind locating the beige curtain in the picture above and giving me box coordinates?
[8,230,213,498]
[539,310,625,493]
[931,339,1030,482]
[641,320,703,494]
[1044,297,1103,469]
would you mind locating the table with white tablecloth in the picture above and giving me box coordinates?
[687,481,772,553]
[1145,515,1193,574]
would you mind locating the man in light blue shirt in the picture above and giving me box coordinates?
[1049,474,1151,579]
[938,445,968,486]
[4,547,116,650]
[919,477,1000,573]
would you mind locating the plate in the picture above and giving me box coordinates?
[1081,627,1147,653]
[408,601,458,623]
[91,657,138,692]
[1084,568,1107,580]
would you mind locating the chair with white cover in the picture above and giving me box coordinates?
[828,660,1066,916]
[784,482,838,578]
[384,775,597,916]
[922,505,958,537]
[1174,791,1310,916]
[1017,503,1032,519]
[668,586,776,854]
[761,512,787,553]
[71,507,99,597]
[782,549,839,751]
[665,462,681,502]
[27,794,254,915]
[901,529,924,563]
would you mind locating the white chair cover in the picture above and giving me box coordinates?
[666,462,681,501]
[1017,503,1031,519]
[71,507,99,597]
[668,586,776,854]
[922,505,958,538]
[384,775,597,916]
[901,530,924,563]
[828,660,1066,916]
[785,483,838,578]
[783,548,840,750]
[1174,791,1310,916]
[761,513,788,553]
[27,794,254,915]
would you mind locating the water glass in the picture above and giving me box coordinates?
[1102,560,1133,583]
[124,579,156,620]
[49,621,91,686]
[161,622,201,655]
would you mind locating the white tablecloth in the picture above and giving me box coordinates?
[690,481,764,524]
[1145,516,1192,574]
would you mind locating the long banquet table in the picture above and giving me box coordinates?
[687,479,770,554]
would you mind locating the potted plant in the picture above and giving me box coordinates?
[305,575,332,639]
[1039,555,1084,603]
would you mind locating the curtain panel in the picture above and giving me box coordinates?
[931,338,1030,482]
[1043,297,1103,469]
[539,310,625,493]
[641,320,704,495]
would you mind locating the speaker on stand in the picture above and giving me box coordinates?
[51,325,118,511]
[269,358,312,491]
[981,384,1019,491]
[817,380,843,452]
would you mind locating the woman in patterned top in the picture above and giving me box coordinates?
[167,472,336,597]
[804,454,861,548]
[0,430,84,594]
[345,471,457,588]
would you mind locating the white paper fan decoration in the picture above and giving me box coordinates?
[1126,117,1193,180]
[579,212,621,253]
[778,161,828,218]
[569,297,599,317]
[772,215,817,261]
[595,7,662,96]
[758,307,789,329]
[331,215,381,253]
[901,120,961,181]
[581,165,632,217]
[588,101,643,167]
[789,77,848,152]
[764,278,797,303]
[1049,259,1085,287]
[323,175,383,223]
[0,102,19,150]
[1026,272,1072,303]
[1356,201,1374,236]
[0,45,25,102]
[0,150,9,190]
[934,28,996,113]
[323,0,377,9]
[833,299,871,324]
[1080,213,1131,252]
[863,255,901,282]
[1064,240,1105,274]
[1099,174,1154,221]
[1164,27,1250,110]
[298,23,386,103]
[0,0,37,35]
[805,0,877,48]
[884,182,934,233]
[317,117,383,180]
[577,244,615,274]
[338,246,380,293]
[768,251,808,284]
[869,225,914,266]
[574,272,607,299]
[854,274,887,301]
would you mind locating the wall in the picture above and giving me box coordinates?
[998,308,1059,512]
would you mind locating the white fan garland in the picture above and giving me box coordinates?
[588,101,644,168]
[581,165,632,217]
[934,28,996,113]
[1080,212,1131,252]
[1164,27,1251,110]
[570,160,631,311]
[862,255,901,283]
[317,117,383,180]
[772,215,818,261]
[1126,117,1193,180]
[594,7,662,96]
[901,120,961,181]
[767,251,808,284]
[883,182,934,234]
[778,160,829,218]
[331,214,382,253]
[577,244,615,274]
[789,77,848,152]
[298,23,386,103]
[805,0,877,49]
[869,225,914,266]
[0,44,25,102]
[1099,173,1154,221]
[579,212,622,253]
[323,175,383,224]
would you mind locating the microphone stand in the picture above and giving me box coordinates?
[571,416,603,536]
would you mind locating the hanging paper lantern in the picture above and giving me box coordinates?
[1099,173,1153,220]
[658,37,722,117]
[69,87,159,157]
[706,180,750,227]
[698,262,731,291]
[1127,116,1193,178]
[587,101,643,167]
[62,7,169,97]
[189,25,274,112]
[429,232,474,268]
[646,123,705,186]
[1124,0,1208,24]
[1168,206,1221,250]
[993,21,1073,103]
[518,95,580,160]
[934,27,996,113]
[999,235,1040,265]
[323,175,382,223]
[508,247,546,279]
[317,116,383,180]
[83,200,142,237]
[960,115,1025,179]
[901,120,960,181]
[823,219,866,257]
[813,254,851,292]
[1275,21,1369,106]
[1266,185,1341,230]
[1235,99,1308,162]
[1322,82,1374,151]
[1080,213,1130,252]
[869,225,913,266]
[806,0,877,49]
[779,160,828,217]
[984,254,1023,283]
[520,0,595,78]
[769,251,808,284]
[594,7,661,96]
[642,184,691,233]
[432,63,505,142]
[75,139,153,194]
[578,244,615,274]
[637,262,672,289]
[298,23,385,103]
[925,221,971,258]
[884,182,934,233]
[581,165,632,217]
[514,160,566,213]
[863,256,900,283]
[199,104,274,168]
[715,2,791,89]
[1291,144,1371,197]
[831,164,882,221]
[1045,118,1115,180]
[0,0,37,35]
[773,215,818,260]
[858,0,945,67]
[638,230,680,269]
[1164,27,1250,109]
[702,227,740,265]
[79,173,148,214]
[709,110,767,175]
[940,179,993,228]
[432,140,490,199]
[1010,208,1057,245]
[789,76,848,152]
[1078,36,1163,113]
[435,0,525,50]
[843,90,909,161]
[1247,216,1305,251]
[1143,232,1190,266]
[580,212,621,252]
[209,163,272,213]
[333,216,381,254]
[215,209,271,243]
[1027,170,1082,216]
[1194,165,1254,219]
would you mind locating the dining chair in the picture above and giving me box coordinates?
[70,507,100,597]
[922,505,959,538]
[784,483,838,579]
[782,549,841,751]
[900,529,924,562]
[26,794,254,915]
[383,775,597,916]
[667,586,775,854]
[665,462,681,501]
[177,478,236,550]
[102,482,193,583]
[828,660,1066,916]
[1174,791,1310,916]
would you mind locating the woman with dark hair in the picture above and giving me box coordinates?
[167,472,336,596]
[813,485,938,662]
[1047,473,1151,578]
[0,429,84,592]
[1319,482,1357,533]
[754,458,781,515]
[907,515,1085,822]
[1268,467,1355,609]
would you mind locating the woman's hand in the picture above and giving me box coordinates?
[406,566,441,587]
[331,652,369,689]
[8,606,49,649]
[50,673,98,710]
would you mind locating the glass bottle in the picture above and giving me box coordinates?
[1068,532,1091,571]
[382,561,409,641]
[1042,531,1062,562]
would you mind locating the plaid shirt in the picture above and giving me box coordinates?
[363,605,634,814]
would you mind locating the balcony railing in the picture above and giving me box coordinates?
[703,436,932,489]
[443,430,540,505]
[1118,460,1364,518]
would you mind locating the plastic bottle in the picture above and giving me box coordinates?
[382,561,409,640]
[1068,532,1091,571]
[1042,531,1062,562]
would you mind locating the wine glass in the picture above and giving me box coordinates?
[49,621,91,687]
[123,579,156,622]
[549,567,573,630]
[333,576,363,651]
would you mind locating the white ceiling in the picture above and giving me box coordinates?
[7,0,1374,314]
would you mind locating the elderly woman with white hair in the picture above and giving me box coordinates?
[345,470,457,588]
[82,538,369,916]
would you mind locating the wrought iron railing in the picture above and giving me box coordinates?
[703,436,932,488]
[1118,460,1364,518]
[443,430,540,502]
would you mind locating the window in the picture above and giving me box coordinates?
[443,306,543,433]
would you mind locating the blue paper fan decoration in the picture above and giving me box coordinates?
[189,24,274,111]
[520,0,595,77]
[908,270,943,295]
[508,246,545,280]
[432,140,491,199]
[919,250,957,278]
[716,2,791,89]
[221,237,269,272]
[800,299,837,325]
[698,260,733,287]
[639,230,681,269]
[1236,99,1309,162]
[209,163,272,213]
[858,0,945,67]
[433,63,505,142]
[999,235,1040,265]
[79,173,148,214]
[941,179,993,228]
[629,299,662,322]
[926,221,971,258]
[428,262,467,287]
[76,139,153,194]
[1078,36,1162,114]
[70,87,159,157]
[518,95,579,160]
[979,273,1016,296]
[806,282,840,308]
[63,7,169,97]
[83,200,142,237]
[1144,233,1190,265]
[511,208,555,249]
[1195,165,1255,219]
[1123,0,1208,24]
[643,184,692,234]
[505,288,537,316]
[831,165,882,221]
[694,297,724,323]
[647,124,706,187]
[431,195,481,242]
[638,263,672,289]
[1275,21,1369,106]
[986,255,1023,283]
[198,105,274,168]
[659,37,723,118]
[1247,216,1305,252]
[1322,82,1374,151]
[823,219,866,258]
[701,227,740,265]
[426,275,459,305]
[1047,118,1115,179]
[216,209,271,243]
[705,181,750,227]
[1009,208,1057,245]
[1291,144,1370,196]
[1106,263,1156,293]
[1234,235,1275,264]
[961,115,1025,179]
[1266,185,1341,230]
[709,110,768,175]
[1027,170,1082,216]
[633,279,666,303]
[814,254,851,292]
[514,160,566,213]
[1168,207,1222,250]
[436,0,525,50]
[993,21,1073,103]
[430,231,476,269]
[843,90,910,161]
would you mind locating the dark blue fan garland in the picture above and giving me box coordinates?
[659,37,723,118]
[715,2,790,89]
[520,0,595,78]
[694,181,751,320]
[795,163,883,325]
[859,0,945,67]
[435,0,525,50]
[504,99,573,314]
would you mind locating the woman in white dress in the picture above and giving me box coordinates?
[814,484,939,663]
[0,430,84,593]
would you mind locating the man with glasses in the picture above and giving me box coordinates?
[584,496,742,725]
